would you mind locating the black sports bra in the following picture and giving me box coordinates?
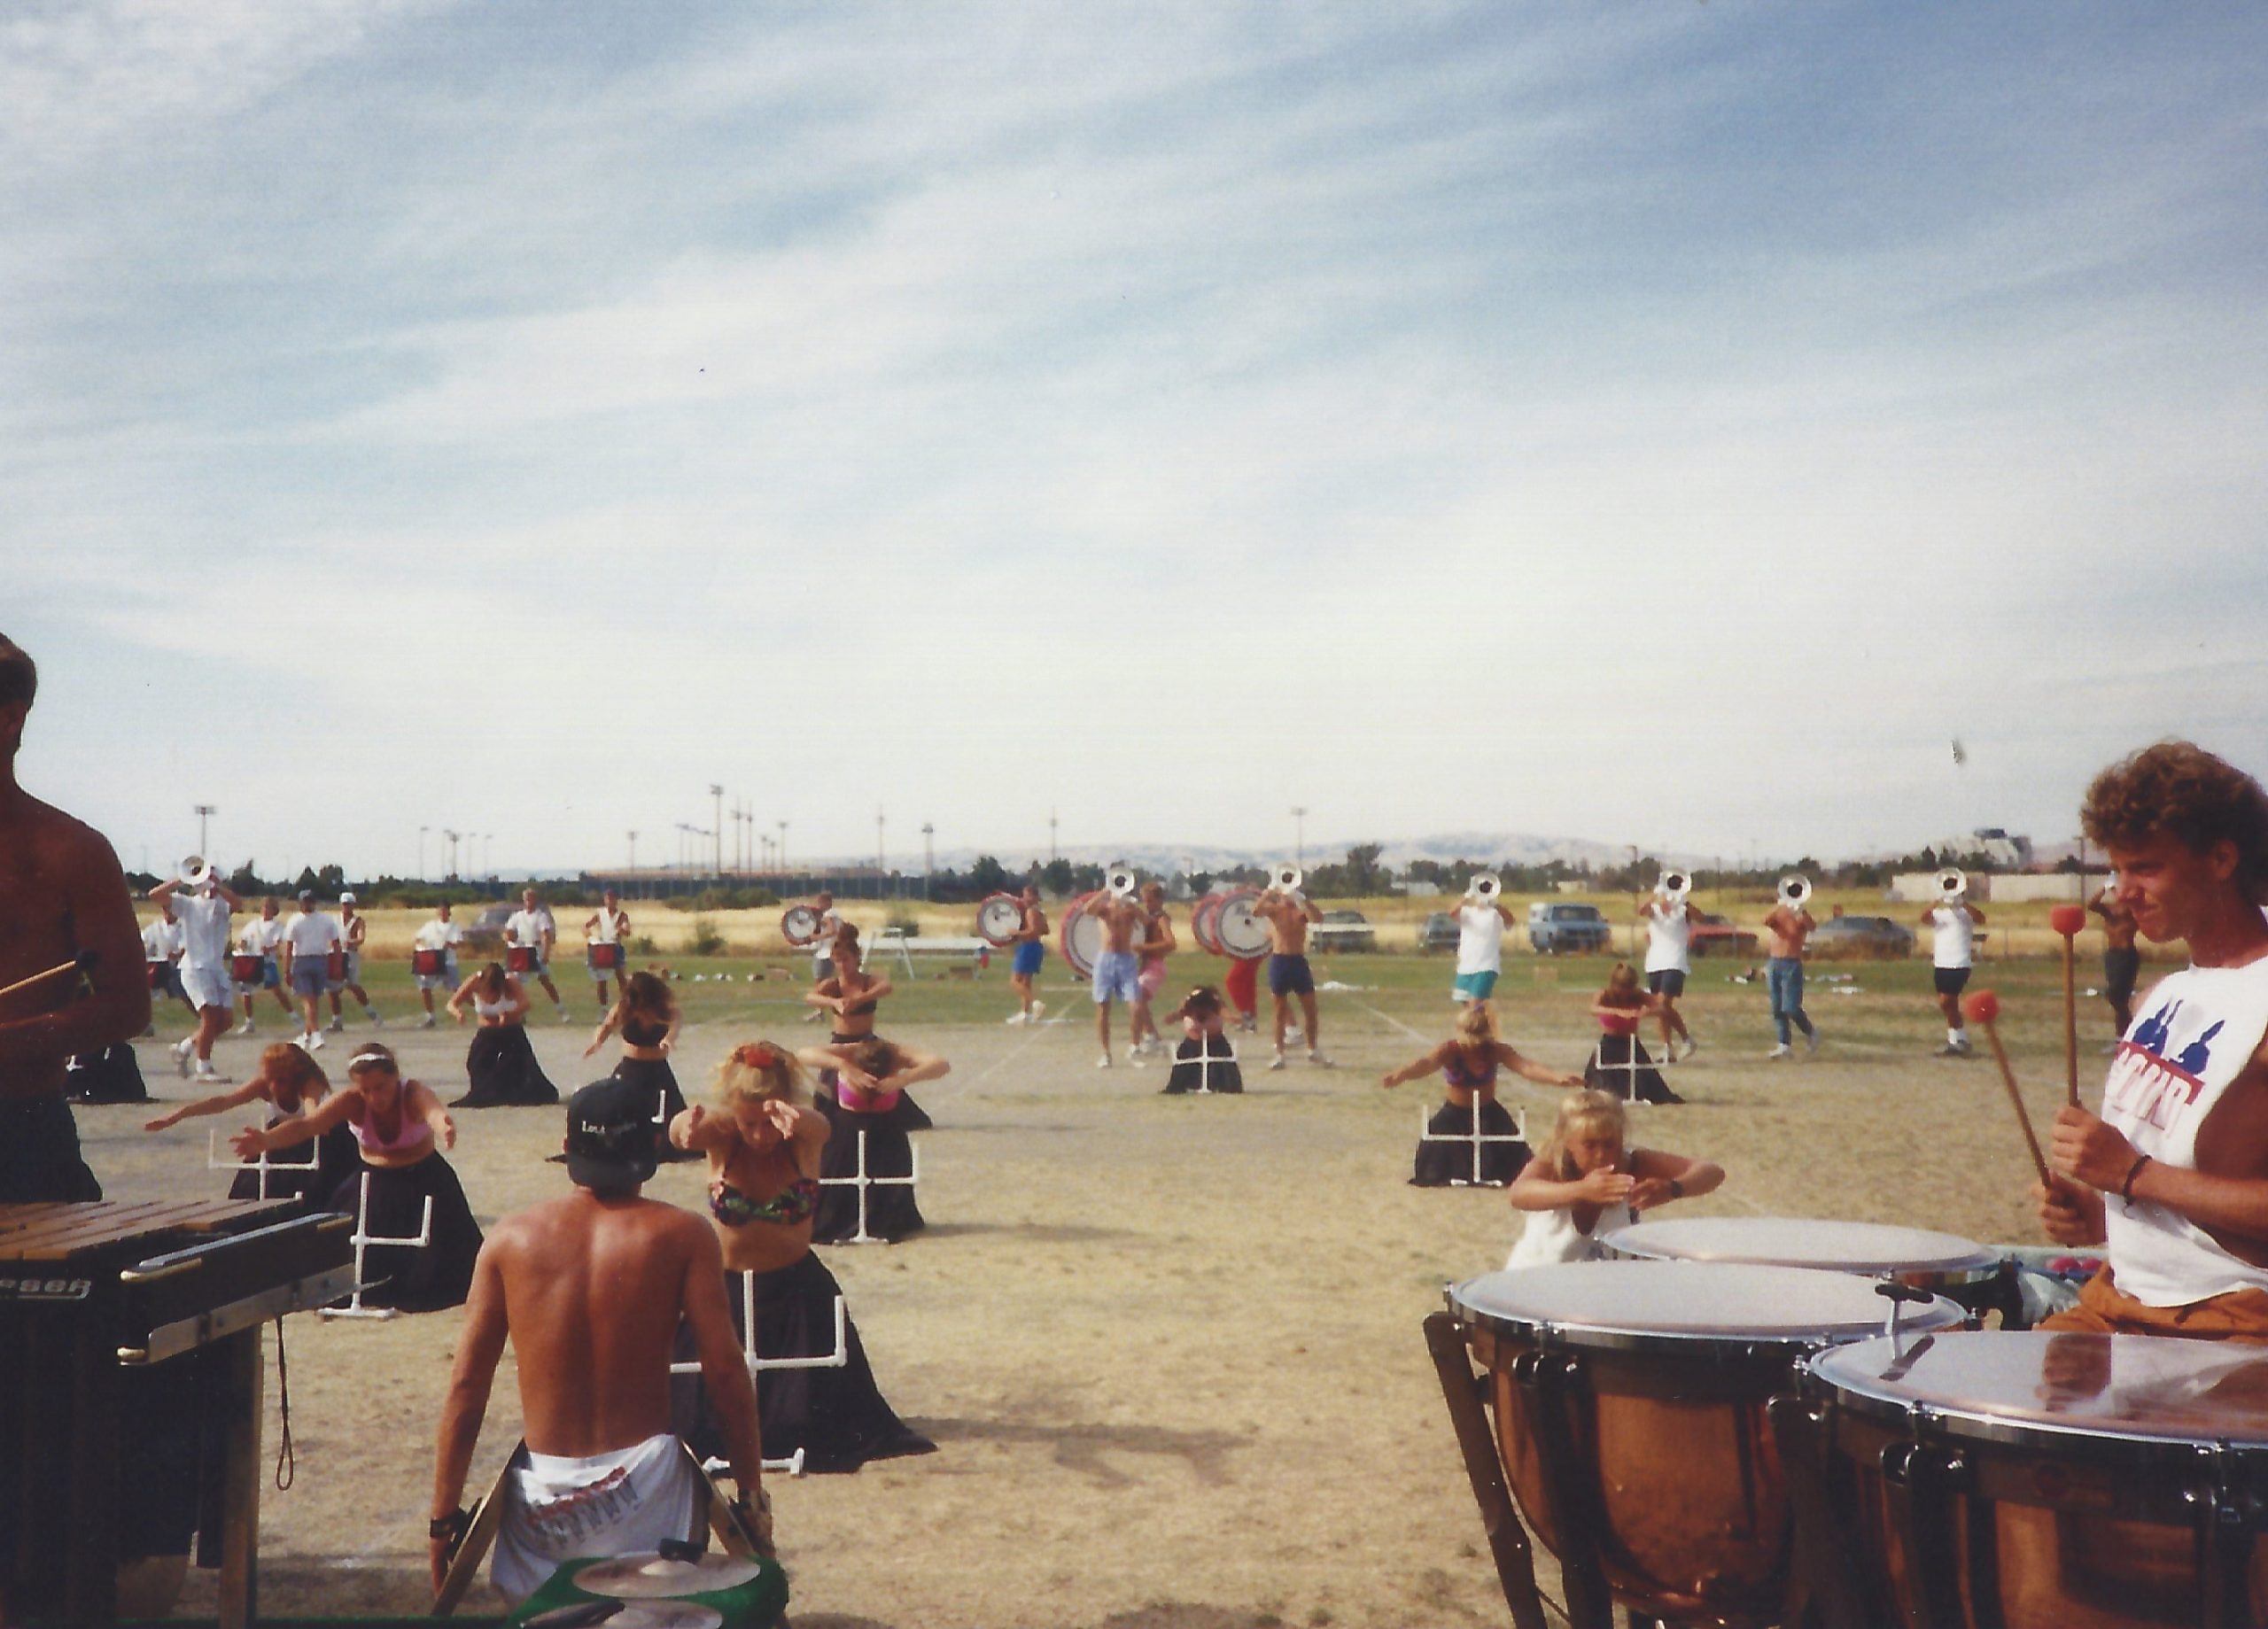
[622,1017,668,1047]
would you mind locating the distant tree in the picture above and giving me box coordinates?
[292,865,322,896]
[228,862,267,896]
[1040,858,1076,896]
[967,855,1013,896]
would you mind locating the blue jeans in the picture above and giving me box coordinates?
[1767,957,1814,1045]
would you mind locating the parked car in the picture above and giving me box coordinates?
[1808,916,1915,959]
[1417,911,1461,953]
[1310,909,1376,952]
[463,903,515,955]
[1528,902,1612,955]
[1686,911,1759,958]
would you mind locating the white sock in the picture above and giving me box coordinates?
[1949,1027,1963,1045]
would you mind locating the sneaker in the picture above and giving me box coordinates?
[420,1013,437,1029]
[234,1019,254,1036]
[195,1061,223,1081]
[1005,1012,1027,1026]
[1268,1049,1286,1072]
[1678,1037,1697,1061]
[1935,1042,1965,1057]
[1127,1051,1146,1069]
[367,1009,384,1028]
[326,1017,344,1034]
[1030,1000,1047,1021]
[173,1038,192,1078]
[1767,1043,1792,1060]
[557,1007,571,1024]
[1805,1029,1821,1056]
[1307,1049,1333,1068]
[307,1031,326,1051]
[1096,1053,1113,1069]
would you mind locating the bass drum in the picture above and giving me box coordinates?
[975,893,1024,949]
[1190,893,1226,958]
[1058,892,1107,979]
[779,904,821,949]
[1214,888,1270,961]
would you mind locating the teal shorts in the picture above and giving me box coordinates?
[1453,969,1499,1003]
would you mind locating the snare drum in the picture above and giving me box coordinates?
[1437,1261,1966,1628]
[586,941,623,973]
[229,952,263,986]
[1781,1330,2268,1628]
[1602,1217,2007,1309]
[410,948,446,978]
[506,943,539,974]
[975,894,1024,949]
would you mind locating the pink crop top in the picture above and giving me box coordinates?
[352,1095,432,1155]
[835,1080,902,1114]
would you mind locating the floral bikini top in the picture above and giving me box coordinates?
[709,1175,819,1229]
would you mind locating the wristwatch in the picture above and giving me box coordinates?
[1668,1177,1684,1199]
[430,1508,470,1543]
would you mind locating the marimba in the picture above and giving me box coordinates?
[1,1198,353,1627]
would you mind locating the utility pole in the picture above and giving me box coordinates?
[419,825,429,880]
[710,786,724,879]
[876,810,887,900]
[777,820,788,882]
[444,828,461,879]
[921,822,936,900]
[194,804,216,858]
[628,830,638,880]
[1049,809,1058,864]
[1291,806,1308,869]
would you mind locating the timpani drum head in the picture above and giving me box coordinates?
[1190,894,1225,958]
[779,904,821,948]
[574,1552,762,1599]
[1215,889,1270,960]
[1811,1330,2268,1452]
[1600,1217,2000,1287]
[1060,893,1105,979]
[1450,1261,1965,1355]
[975,894,1024,949]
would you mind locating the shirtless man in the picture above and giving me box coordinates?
[505,888,569,1021]
[1128,882,1177,1057]
[2092,880,2142,1043]
[0,633,149,1202]
[2036,741,2268,1342]
[1086,885,1145,1068]
[429,1076,767,1606]
[584,888,632,1012]
[1005,884,1049,1026]
[801,892,844,1023]
[328,891,381,1031]
[1253,881,1331,1070]
[151,867,243,1081]
[1759,888,1821,1059]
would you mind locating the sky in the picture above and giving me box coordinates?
[6,2,2265,882]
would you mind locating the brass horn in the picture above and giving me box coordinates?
[1658,870,1692,904]
[178,855,215,888]
[1937,866,1967,902]
[1271,864,1304,895]
[1777,874,1813,909]
[1467,871,1503,902]
[1107,866,1138,898]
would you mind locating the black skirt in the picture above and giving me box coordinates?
[1164,1032,1244,1095]
[1413,1098,1528,1187]
[811,1091,930,1243]
[229,1121,360,1212]
[615,1055,697,1160]
[672,1251,935,1475]
[1585,1033,1682,1105]
[66,1044,151,1105]
[453,1023,558,1107]
[322,1154,483,1311]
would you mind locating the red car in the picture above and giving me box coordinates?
[1686,911,1759,958]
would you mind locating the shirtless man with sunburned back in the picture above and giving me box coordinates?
[1253,881,1331,1071]
[430,1076,767,1608]
[1085,886,1146,1068]
[0,633,150,1203]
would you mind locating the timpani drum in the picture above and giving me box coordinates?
[1433,1261,1967,1629]
[779,904,821,949]
[1600,1217,2010,1317]
[586,941,624,973]
[1777,1330,2268,1628]
[229,952,263,987]
[506,944,539,974]
[975,893,1024,949]
[1214,888,1270,961]
[1059,892,1105,980]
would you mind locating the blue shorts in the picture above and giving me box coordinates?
[1013,942,1045,979]
[1268,954,1315,997]
[1647,968,1686,998]
[260,955,281,989]
[1091,950,1139,1005]
[288,960,329,997]
[1453,969,1499,1003]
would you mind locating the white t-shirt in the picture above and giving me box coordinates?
[814,908,843,959]
[506,908,555,950]
[1455,904,1505,976]
[173,894,232,970]
[415,918,464,951]
[1643,905,1692,975]
[1929,905,1976,970]
[240,917,284,954]
[143,919,182,961]
[283,911,343,958]
[586,907,628,946]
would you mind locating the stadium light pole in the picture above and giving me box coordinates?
[1049,809,1058,864]
[194,804,216,858]
[1291,806,1308,870]
[921,822,935,901]
[419,825,429,880]
[709,785,724,879]
[777,820,788,883]
[876,811,887,901]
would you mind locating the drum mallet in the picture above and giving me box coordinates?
[1961,989,2049,1185]
[0,949,99,1005]
[2048,904,2087,1108]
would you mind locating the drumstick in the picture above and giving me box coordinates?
[0,950,99,1005]
[1962,989,2050,1186]
[2049,904,2086,1108]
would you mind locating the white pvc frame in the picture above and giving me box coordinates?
[1414,1102,1531,1188]
[669,1270,851,1477]
[206,1127,320,1200]
[318,1169,435,1323]
[818,1128,921,1245]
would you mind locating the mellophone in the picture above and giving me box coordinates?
[1431,1220,2268,1628]
[1,1198,354,1628]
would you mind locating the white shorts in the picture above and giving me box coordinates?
[491,1432,699,1607]
[181,964,231,1012]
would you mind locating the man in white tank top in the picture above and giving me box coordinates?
[1917,893,1984,1057]
[2039,741,2268,1341]
[1639,887,1697,1059]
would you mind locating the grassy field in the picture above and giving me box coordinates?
[109,941,2121,1627]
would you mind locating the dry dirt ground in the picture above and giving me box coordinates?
[91,950,2112,1627]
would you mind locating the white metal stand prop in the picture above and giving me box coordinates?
[668,1270,851,1477]
[1414,1103,1531,1187]
[819,1128,921,1245]
[206,1128,320,1199]
[1173,1039,1239,1095]
[1589,1036,1658,1107]
[318,1169,434,1322]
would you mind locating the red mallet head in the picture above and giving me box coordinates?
[2049,904,2086,939]
[1962,989,2002,1027]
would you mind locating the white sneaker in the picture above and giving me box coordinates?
[326,1017,344,1034]
[173,1038,192,1078]
[235,1019,254,1036]
[195,1062,223,1081]
[368,1009,384,1028]
[1678,1037,1697,1061]
[1005,1012,1027,1026]
[557,1007,571,1024]
[304,1031,325,1051]
[1127,1051,1146,1068]
[1767,1043,1792,1060]
[1096,1053,1114,1069]
[420,1013,437,1029]
[1030,1000,1047,1021]
[1268,1050,1286,1071]
[1805,1029,1821,1056]
[1307,1049,1333,1068]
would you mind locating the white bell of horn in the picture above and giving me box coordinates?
[1107,867,1138,898]
[179,855,214,888]
[1658,871,1691,904]
[1777,874,1813,908]
[1937,867,1967,901]
[1273,864,1303,895]
[1467,872,1502,902]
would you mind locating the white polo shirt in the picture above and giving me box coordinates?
[1929,905,1976,970]
[284,911,343,958]
[506,907,556,949]
[172,894,232,970]
[416,918,465,952]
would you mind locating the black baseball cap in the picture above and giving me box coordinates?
[557,1076,659,1191]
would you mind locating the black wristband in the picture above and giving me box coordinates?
[2120,1154,2151,1204]
[1668,1177,1684,1199]
[429,1508,469,1542]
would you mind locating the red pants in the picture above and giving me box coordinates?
[1224,957,1258,1018]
